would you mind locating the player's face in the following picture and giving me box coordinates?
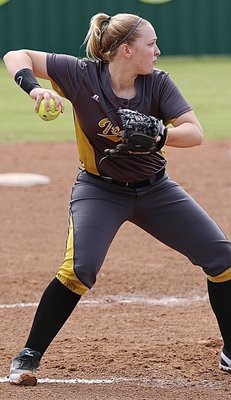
[130,23,160,74]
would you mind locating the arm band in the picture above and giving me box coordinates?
[14,68,41,95]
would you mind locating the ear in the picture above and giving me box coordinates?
[120,43,132,58]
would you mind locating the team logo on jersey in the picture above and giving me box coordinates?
[97,118,123,142]
[92,94,100,102]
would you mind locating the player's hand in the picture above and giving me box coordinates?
[29,88,65,113]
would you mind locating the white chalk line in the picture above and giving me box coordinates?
[0,295,218,390]
[0,294,208,310]
[0,294,216,390]
[0,302,38,309]
[0,376,223,388]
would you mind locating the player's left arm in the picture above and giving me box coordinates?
[165,110,203,148]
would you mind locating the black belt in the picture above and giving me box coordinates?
[85,168,165,189]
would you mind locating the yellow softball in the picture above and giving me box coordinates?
[38,98,61,121]
[0,0,10,5]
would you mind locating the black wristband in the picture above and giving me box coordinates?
[14,68,41,95]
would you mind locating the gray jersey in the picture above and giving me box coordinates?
[47,53,191,181]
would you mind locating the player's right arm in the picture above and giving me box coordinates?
[3,49,49,79]
[3,50,64,112]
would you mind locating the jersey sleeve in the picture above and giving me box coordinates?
[157,73,192,124]
[46,53,87,104]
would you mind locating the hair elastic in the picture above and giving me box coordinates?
[100,17,111,48]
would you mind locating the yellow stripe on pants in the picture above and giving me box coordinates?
[56,209,89,295]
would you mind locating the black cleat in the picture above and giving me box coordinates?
[220,349,231,373]
[9,348,41,386]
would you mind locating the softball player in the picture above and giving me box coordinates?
[4,12,231,386]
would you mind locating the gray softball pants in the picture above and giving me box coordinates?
[56,170,231,295]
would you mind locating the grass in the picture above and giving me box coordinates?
[0,63,74,143]
[0,56,231,143]
[157,56,231,140]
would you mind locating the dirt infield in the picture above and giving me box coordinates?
[0,140,230,400]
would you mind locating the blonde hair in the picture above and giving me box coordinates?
[84,13,145,62]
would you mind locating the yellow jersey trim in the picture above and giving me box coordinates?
[50,79,66,98]
[73,110,99,175]
[207,267,231,283]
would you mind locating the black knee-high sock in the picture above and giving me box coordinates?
[25,278,81,357]
[207,279,231,353]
